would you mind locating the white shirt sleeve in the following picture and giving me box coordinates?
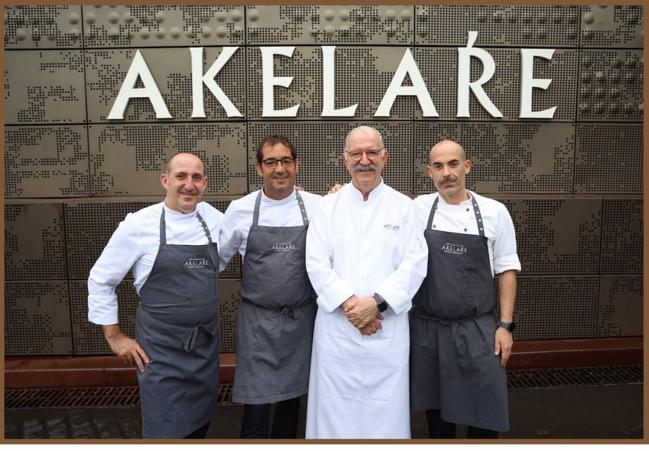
[218,201,243,271]
[493,204,521,274]
[306,197,355,313]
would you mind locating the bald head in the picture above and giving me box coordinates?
[429,139,465,163]
[166,152,205,175]
[344,126,384,152]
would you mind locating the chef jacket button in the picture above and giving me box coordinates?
[464,228,467,232]
[466,208,469,211]
[433,224,437,228]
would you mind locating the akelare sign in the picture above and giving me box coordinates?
[108,32,557,120]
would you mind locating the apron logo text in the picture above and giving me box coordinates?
[441,243,467,255]
[184,257,209,268]
[271,242,296,252]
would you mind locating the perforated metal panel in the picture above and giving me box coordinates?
[4,5,83,49]
[219,279,240,353]
[5,281,73,355]
[600,199,642,275]
[246,46,414,120]
[514,276,599,340]
[581,5,643,48]
[598,276,642,337]
[414,48,578,120]
[81,5,244,47]
[5,50,86,124]
[247,6,413,45]
[247,121,413,194]
[5,126,89,198]
[502,199,602,275]
[414,122,574,194]
[416,6,580,47]
[84,47,246,122]
[5,204,67,280]
[64,201,239,280]
[88,124,246,196]
[575,124,642,193]
[578,50,643,122]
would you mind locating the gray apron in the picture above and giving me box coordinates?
[136,208,220,438]
[234,190,316,404]
[410,195,509,432]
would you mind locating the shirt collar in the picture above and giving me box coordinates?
[349,178,385,202]
[261,186,296,206]
[436,190,473,206]
[163,203,198,218]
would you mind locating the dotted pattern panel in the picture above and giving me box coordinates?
[88,124,247,196]
[247,121,413,194]
[81,5,244,47]
[578,50,643,122]
[4,50,86,124]
[413,122,574,194]
[84,48,246,122]
[415,48,578,121]
[69,280,138,355]
[247,6,413,45]
[69,279,240,354]
[64,201,239,280]
[5,204,67,281]
[600,199,642,275]
[502,199,602,275]
[598,276,642,337]
[5,126,89,198]
[246,46,413,120]
[4,5,83,49]
[514,276,599,340]
[575,123,642,193]
[416,6,580,47]
[5,281,73,355]
[581,5,643,48]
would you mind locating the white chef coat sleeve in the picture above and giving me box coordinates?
[375,203,429,316]
[87,214,143,325]
[218,201,243,271]
[493,204,522,274]
[306,199,355,313]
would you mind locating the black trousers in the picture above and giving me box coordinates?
[240,396,301,439]
[184,422,210,439]
[426,409,499,439]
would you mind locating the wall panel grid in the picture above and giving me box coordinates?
[4,4,643,356]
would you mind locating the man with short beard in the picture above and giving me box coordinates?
[305,126,428,438]
[88,153,223,438]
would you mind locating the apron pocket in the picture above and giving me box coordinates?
[183,324,215,352]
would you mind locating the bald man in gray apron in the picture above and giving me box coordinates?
[218,135,320,438]
[409,140,520,438]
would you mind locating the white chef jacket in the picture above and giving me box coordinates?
[87,202,224,325]
[218,187,321,269]
[411,190,521,275]
[305,181,428,439]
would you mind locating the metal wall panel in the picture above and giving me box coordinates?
[5,204,67,281]
[580,5,643,48]
[575,123,642,193]
[247,121,413,194]
[4,50,86,124]
[578,50,643,122]
[414,48,578,120]
[219,279,240,353]
[502,199,602,275]
[415,6,580,47]
[598,276,642,337]
[81,5,244,48]
[5,126,89,198]
[84,48,246,122]
[4,5,83,49]
[414,122,574,194]
[514,276,599,340]
[88,123,247,196]
[246,5,413,45]
[600,199,642,275]
[5,281,73,355]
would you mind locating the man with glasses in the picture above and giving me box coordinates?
[219,134,321,438]
[304,126,428,438]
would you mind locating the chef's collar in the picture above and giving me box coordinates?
[163,203,198,218]
[261,186,296,205]
[349,178,385,202]
[436,190,473,206]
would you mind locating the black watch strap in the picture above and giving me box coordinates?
[498,320,515,332]
[373,293,389,313]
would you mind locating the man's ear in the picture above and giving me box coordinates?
[464,159,472,175]
[426,165,433,178]
[255,163,264,177]
[160,173,169,189]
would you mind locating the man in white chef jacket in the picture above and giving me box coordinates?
[305,126,428,439]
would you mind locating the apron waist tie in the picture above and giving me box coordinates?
[241,297,313,320]
[413,307,494,325]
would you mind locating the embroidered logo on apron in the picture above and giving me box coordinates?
[271,241,296,252]
[184,257,210,268]
[441,242,468,255]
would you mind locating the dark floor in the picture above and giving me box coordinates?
[5,367,643,440]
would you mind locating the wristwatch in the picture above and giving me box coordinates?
[372,293,389,313]
[498,320,515,332]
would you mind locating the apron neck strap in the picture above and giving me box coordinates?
[196,212,213,244]
[159,207,214,245]
[428,193,485,237]
[253,188,309,226]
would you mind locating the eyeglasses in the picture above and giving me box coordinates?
[344,149,385,162]
[261,157,295,169]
